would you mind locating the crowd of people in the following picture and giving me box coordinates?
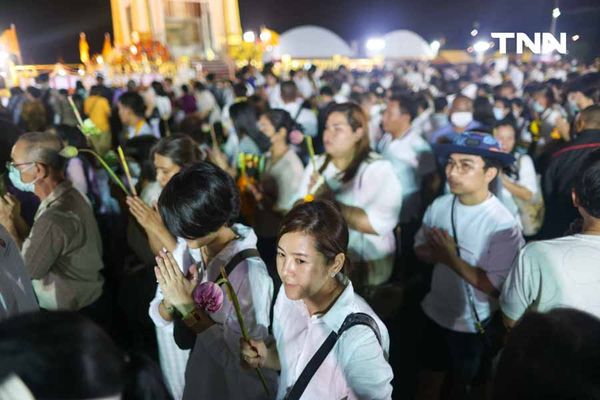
[0,57,599,400]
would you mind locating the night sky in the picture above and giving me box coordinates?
[1,0,599,64]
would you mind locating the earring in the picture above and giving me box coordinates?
[330,272,336,278]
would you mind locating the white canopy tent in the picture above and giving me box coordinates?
[273,25,354,59]
[381,30,434,60]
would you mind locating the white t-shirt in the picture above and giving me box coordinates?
[265,149,305,212]
[378,128,436,223]
[500,153,539,222]
[500,234,600,321]
[274,278,393,400]
[415,194,524,333]
[297,154,403,285]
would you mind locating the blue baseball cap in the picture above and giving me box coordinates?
[434,132,515,167]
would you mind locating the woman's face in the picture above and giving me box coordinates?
[323,112,362,160]
[154,153,181,188]
[257,115,282,146]
[494,125,516,153]
[277,231,335,302]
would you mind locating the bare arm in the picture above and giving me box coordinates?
[501,175,533,202]
[339,203,378,235]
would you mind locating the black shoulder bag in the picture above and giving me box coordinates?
[284,312,383,400]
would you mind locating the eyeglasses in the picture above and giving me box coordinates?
[6,161,36,171]
[445,159,480,174]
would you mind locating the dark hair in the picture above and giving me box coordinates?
[474,96,496,128]
[122,353,172,400]
[579,104,600,131]
[151,81,168,97]
[230,101,270,153]
[574,149,600,218]
[90,85,103,97]
[150,134,201,168]
[193,80,207,92]
[181,84,190,94]
[280,80,299,102]
[494,96,512,109]
[233,82,248,98]
[532,84,556,105]
[320,102,371,183]
[119,92,146,117]
[493,308,600,400]
[262,109,299,142]
[54,124,89,149]
[434,96,448,113]
[0,312,125,399]
[158,162,240,239]
[389,94,418,121]
[278,200,350,271]
[320,86,334,97]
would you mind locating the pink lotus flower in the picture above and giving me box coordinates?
[192,281,224,313]
[289,129,305,145]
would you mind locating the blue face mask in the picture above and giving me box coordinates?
[8,164,37,193]
[532,101,545,113]
[493,107,506,121]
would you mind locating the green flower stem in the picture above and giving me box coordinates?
[305,135,317,172]
[79,149,130,196]
[219,267,271,397]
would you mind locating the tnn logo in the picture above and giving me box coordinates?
[491,33,567,55]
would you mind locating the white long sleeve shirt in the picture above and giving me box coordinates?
[150,224,277,399]
[296,154,403,285]
[274,278,393,399]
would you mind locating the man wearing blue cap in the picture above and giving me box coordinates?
[414,132,524,399]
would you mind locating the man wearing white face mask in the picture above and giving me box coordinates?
[429,95,483,145]
[1,132,104,315]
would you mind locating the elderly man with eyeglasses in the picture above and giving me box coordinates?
[0,131,105,320]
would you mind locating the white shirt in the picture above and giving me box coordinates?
[265,149,305,212]
[0,226,39,321]
[297,154,402,285]
[150,224,278,399]
[499,153,539,222]
[280,100,318,137]
[415,194,524,333]
[500,234,600,321]
[378,128,436,223]
[274,279,393,400]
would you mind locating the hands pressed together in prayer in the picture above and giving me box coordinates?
[126,196,162,233]
[424,226,459,266]
[154,248,198,314]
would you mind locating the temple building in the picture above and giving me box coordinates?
[109,0,243,59]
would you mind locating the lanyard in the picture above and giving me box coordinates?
[451,196,486,335]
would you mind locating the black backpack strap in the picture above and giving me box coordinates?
[285,312,382,400]
[213,248,261,282]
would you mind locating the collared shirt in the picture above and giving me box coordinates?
[0,225,38,321]
[378,128,437,224]
[148,224,278,399]
[297,154,403,285]
[274,278,393,400]
[22,180,104,310]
